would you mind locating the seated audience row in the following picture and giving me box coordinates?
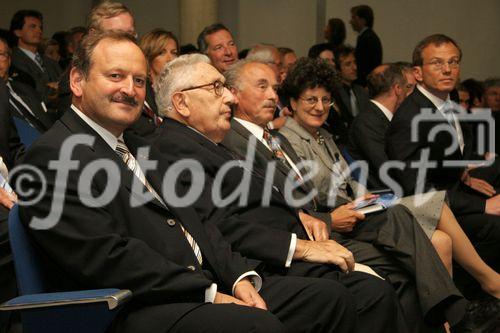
[0,1,498,333]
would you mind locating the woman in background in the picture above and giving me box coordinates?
[140,29,179,85]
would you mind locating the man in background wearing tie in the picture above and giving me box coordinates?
[331,45,370,130]
[9,10,62,108]
[0,37,54,133]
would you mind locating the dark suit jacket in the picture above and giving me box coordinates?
[386,87,484,215]
[355,28,382,86]
[339,84,370,121]
[348,101,391,189]
[0,80,25,170]
[126,80,160,138]
[222,119,335,213]
[327,84,370,145]
[8,79,54,132]
[0,80,20,305]
[152,118,307,267]
[16,109,255,331]
[11,47,62,104]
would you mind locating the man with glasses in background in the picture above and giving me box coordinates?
[387,35,500,316]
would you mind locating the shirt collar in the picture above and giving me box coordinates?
[18,47,41,64]
[371,99,393,121]
[416,84,450,111]
[71,104,122,150]
[187,125,218,145]
[234,117,265,141]
[359,27,369,35]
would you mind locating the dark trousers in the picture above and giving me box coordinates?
[455,159,500,299]
[340,236,449,333]
[113,276,356,333]
[342,205,466,328]
[264,263,405,333]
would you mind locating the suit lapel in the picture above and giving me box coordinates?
[127,125,219,266]
[10,81,53,130]
[369,101,391,128]
[413,89,465,159]
[13,48,43,77]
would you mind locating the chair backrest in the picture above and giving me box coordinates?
[12,117,41,148]
[8,205,52,295]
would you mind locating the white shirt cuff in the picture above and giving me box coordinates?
[204,283,218,303]
[232,271,262,295]
[286,233,297,267]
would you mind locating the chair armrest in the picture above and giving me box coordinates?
[0,289,131,311]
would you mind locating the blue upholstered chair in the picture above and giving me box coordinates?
[0,205,131,333]
[12,117,41,148]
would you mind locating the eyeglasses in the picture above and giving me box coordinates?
[181,79,228,97]
[300,96,333,108]
[0,52,10,60]
[424,59,460,71]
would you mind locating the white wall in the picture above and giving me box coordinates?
[1,0,92,37]
[325,0,500,80]
[2,0,498,80]
[236,0,316,57]
[120,0,180,37]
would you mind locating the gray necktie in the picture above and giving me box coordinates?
[443,103,465,153]
[349,88,359,117]
[34,53,45,71]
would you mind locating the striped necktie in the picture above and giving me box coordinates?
[115,139,203,264]
[34,53,45,71]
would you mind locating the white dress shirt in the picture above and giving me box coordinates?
[19,47,44,71]
[371,99,393,121]
[417,85,464,153]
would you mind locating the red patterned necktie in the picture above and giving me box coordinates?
[142,102,162,126]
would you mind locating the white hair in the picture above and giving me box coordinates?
[154,53,211,116]
[245,48,275,66]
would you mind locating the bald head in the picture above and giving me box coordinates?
[371,64,389,76]
[247,44,283,82]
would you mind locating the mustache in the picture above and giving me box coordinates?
[110,93,139,107]
[263,102,277,109]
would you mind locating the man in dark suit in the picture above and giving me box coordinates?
[350,5,382,87]
[386,34,500,299]
[9,10,62,107]
[151,53,407,333]
[329,45,370,138]
[15,30,356,333]
[348,63,415,189]
[0,37,54,133]
[57,1,160,138]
